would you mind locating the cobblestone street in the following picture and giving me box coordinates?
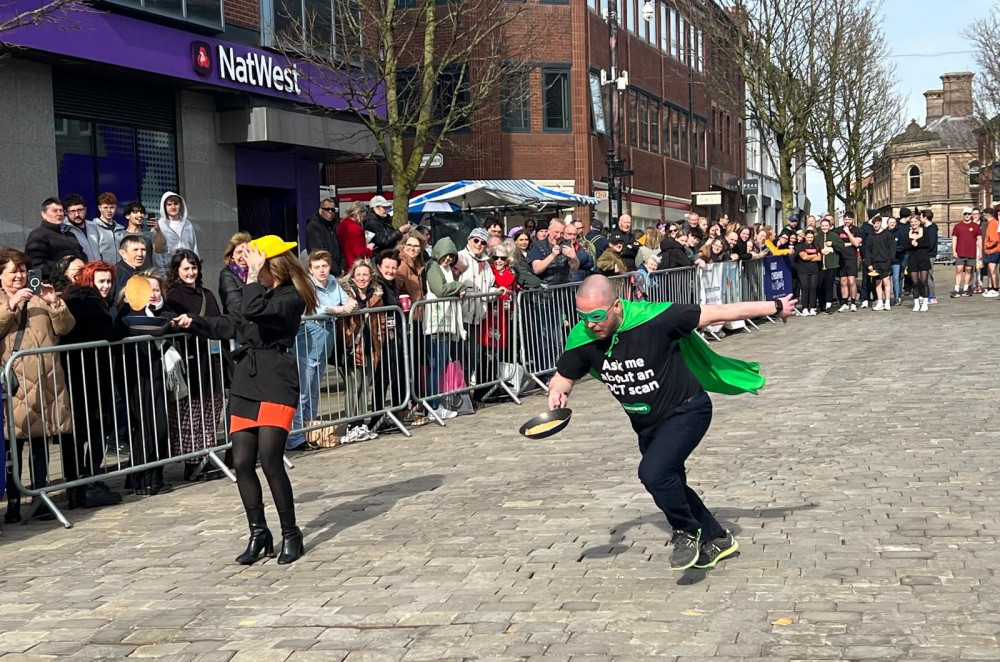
[1,293,999,661]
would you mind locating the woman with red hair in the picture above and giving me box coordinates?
[59,261,126,509]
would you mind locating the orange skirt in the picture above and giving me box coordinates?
[229,396,296,433]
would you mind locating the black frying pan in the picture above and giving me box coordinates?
[519,408,572,439]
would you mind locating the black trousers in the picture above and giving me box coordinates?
[798,271,818,310]
[636,392,724,540]
[818,269,837,309]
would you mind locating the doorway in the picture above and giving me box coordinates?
[236,186,297,240]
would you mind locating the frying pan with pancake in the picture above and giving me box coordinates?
[519,408,572,439]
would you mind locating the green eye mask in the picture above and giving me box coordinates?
[576,307,609,323]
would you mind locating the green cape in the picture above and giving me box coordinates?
[563,299,765,395]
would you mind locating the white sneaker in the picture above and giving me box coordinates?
[434,406,458,420]
[825,303,832,311]
[885,301,891,311]
[809,308,817,316]
[912,300,921,312]
[850,303,858,312]
[838,303,849,312]
[355,424,377,441]
[920,298,929,312]
[341,427,360,444]
[873,300,884,311]
[861,300,869,309]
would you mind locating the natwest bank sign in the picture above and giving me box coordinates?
[192,41,302,95]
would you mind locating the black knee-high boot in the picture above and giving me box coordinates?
[235,506,274,565]
[276,509,304,565]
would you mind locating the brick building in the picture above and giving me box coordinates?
[331,0,746,229]
[868,72,981,233]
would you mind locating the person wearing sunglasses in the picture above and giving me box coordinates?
[304,197,345,277]
[548,275,796,571]
[458,228,503,395]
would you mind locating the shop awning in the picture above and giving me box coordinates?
[402,179,600,213]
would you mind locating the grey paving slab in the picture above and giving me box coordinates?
[0,290,999,660]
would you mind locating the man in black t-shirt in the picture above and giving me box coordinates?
[835,212,863,311]
[548,276,795,571]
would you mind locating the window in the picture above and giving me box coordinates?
[662,105,670,156]
[642,1,653,43]
[698,119,707,166]
[679,113,689,162]
[543,68,571,131]
[696,28,704,72]
[501,70,531,132]
[628,90,638,147]
[677,16,685,63]
[671,11,680,60]
[266,0,362,61]
[659,4,668,52]
[670,109,680,159]
[650,104,659,153]
[908,165,921,191]
[724,114,731,154]
[711,107,717,150]
[107,0,222,29]
[397,64,471,131]
[56,117,178,214]
[639,95,649,150]
[970,160,980,188]
[627,0,637,33]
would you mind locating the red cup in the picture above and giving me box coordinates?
[399,294,411,312]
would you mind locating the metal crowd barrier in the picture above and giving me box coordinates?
[408,290,521,425]
[644,266,699,305]
[288,305,412,444]
[3,332,231,528]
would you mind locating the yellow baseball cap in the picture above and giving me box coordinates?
[250,235,297,258]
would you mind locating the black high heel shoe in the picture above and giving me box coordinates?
[277,527,305,565]
[235,507,274,565]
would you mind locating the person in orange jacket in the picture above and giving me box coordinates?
[983,208,1000,296]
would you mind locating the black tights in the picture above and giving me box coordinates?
[231,426,296,531]
[910,270,929,299]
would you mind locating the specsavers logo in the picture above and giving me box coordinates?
[190,41,302,96]
[621,403,651,415]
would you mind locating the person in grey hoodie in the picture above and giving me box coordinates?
[157,191,198,270]
[87,191,126,264]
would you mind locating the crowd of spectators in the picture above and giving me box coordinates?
[2,190,972,532]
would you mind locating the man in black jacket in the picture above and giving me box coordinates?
[25,197,84,282]
[863,215,896,310]
[111,235,147,305]
[303,198,345,276]
[364,195,410,254]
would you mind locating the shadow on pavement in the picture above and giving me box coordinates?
[576,502,820,565]
[302,474,445,548]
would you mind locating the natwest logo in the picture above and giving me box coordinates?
[217,45,302,95]
[191,41,212,75]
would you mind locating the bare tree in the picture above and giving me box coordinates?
[272,0,539,226]
[806,0,903,218]
[0,0,88,43]
[965,3,1000,160]
[693,0,844,223]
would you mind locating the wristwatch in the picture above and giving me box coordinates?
[773,298,783,315]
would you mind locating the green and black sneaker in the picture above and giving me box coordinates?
[669,528,701,571]
[693,530,738,569]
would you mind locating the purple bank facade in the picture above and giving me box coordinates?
[0,0,377,283]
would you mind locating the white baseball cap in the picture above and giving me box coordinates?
[369,195,390,208]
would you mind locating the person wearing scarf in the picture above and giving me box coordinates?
[547,275,795,572]
[219,232,252,316]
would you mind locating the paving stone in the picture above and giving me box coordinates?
[0,288,998,659]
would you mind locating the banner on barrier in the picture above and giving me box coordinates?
[721,262,746,330]
[763,256,793,298]
[699,264,724,334]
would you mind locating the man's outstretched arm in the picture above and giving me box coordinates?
[698,293,797,328]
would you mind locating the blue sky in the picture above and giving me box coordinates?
[805,0,990,214]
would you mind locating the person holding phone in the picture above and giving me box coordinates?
[0,248,76,523]
[119,202,164,272]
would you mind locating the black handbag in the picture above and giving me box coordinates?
[3,307,29,398]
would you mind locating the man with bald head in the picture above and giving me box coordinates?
[550,275,795,571]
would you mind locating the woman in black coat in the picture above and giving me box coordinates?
[659,224,693,269]
[219,232,251,316]
[165,249,226,480]
[175,236,318,566]
[59,261,126,508]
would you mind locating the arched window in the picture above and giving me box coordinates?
[907,165,921,191]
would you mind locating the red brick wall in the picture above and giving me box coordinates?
[225,0,258,29]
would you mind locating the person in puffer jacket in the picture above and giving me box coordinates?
[456,228,505,394]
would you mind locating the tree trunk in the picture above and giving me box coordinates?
[777,143,796,224]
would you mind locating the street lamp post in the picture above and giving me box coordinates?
[601,1,652,225]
